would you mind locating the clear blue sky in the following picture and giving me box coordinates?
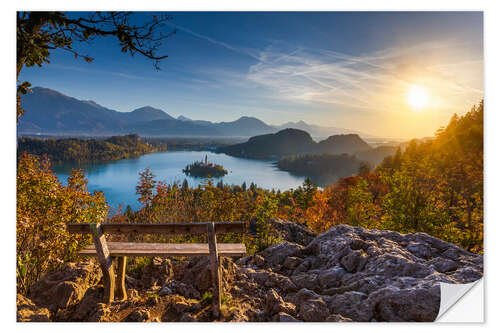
[19,12,483,138]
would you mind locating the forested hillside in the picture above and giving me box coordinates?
[218,129,378,159]
[18,134,166,163]
[277,153,363,186]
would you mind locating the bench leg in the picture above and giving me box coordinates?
[90,223,115,303]
[207,223,221,319]
[115,256,128,301]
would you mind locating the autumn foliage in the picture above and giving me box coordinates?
[16,152,108,294]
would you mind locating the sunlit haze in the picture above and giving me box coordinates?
[19,12,483,139]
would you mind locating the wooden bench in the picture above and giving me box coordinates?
[67,222,247,317]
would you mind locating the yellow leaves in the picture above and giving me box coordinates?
[17,153,108,294]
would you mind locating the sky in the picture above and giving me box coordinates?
[19,12,483,139]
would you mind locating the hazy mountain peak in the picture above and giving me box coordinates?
[177,115,192,121]
[128,106,174,122]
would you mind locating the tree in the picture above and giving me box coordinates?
[136,168,156,208]
[17,153,107,294]
[17,11,176,119]
[253,196,281,252]
[358,161,371,175]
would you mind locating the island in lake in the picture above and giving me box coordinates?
[183,155,228,178]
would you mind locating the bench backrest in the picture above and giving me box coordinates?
[67,222,246,235]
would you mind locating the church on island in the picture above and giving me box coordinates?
[182,155,228,178]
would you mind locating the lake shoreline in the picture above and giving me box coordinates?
[52,150,311,210]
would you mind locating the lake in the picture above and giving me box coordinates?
[52,151,307,210]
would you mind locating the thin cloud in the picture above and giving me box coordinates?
[245,41,484,114]
[174,24,262,61]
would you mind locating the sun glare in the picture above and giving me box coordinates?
[407,85,429,109]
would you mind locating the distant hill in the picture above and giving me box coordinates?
[18,87,127,135]
[123,106,175,123]
[218,128,316,159]
[277,121,376,139]
[212,116,276,136]
[315,134,372,155]
[18,86,379,139]
[218,128,376,160]
[17,134,167,163]
[355,145,399,166]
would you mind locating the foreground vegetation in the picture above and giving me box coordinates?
[18,134,167,163]
[16,101,483,296]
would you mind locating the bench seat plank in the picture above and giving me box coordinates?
[78,242,246,257]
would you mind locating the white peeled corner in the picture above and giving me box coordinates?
[436,278,483,322]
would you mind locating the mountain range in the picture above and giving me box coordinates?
[18,87,375,138]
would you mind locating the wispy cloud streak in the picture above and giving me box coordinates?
[245,41,483,114]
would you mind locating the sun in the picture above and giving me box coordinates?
[407,85,429,109]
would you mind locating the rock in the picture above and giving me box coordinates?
[406,241,432,259]
[270,218,316,246]
[340,250,367,273]
[273,312,301,322]
[180,313,197,322]
[181,257,212,292]
[367,285,441,322]
[252,255,265,267]
[298,298,330,322]
[291,273,318,291]
[29,260,102,311]
[128,289,140,300]
[87,302,111,322]
[59,287,107,321]
[317,266,346,290]
[264,289,296,316]
[282,256,302,270]
[141,257,173,288]
[326,313,353,322]
[433,258,460,273]
[17,294,51,322]
[124,308,151,322]
[159,286,173,296]
[172,297,202,314]
[293,288,321,305]
[259,242,303,267]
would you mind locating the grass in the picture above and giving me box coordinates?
[127,256,153,278]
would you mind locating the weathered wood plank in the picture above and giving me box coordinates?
[115,256,127,301]
[67,222,246,235]
[207,222,221,319]
[90,223,115,303]
[79,242,246,257]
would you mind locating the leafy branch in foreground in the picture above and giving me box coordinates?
[16,11,176,119]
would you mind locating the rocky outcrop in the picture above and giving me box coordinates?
[17,294,51,322]
[17,223,483,322]
[28,261,102,312]
[233,224,482,322]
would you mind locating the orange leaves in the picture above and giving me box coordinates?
[17,153,108,294]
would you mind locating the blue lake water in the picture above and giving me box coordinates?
[52,151,307,210]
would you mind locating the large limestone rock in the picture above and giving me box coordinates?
[234,224,483,322]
